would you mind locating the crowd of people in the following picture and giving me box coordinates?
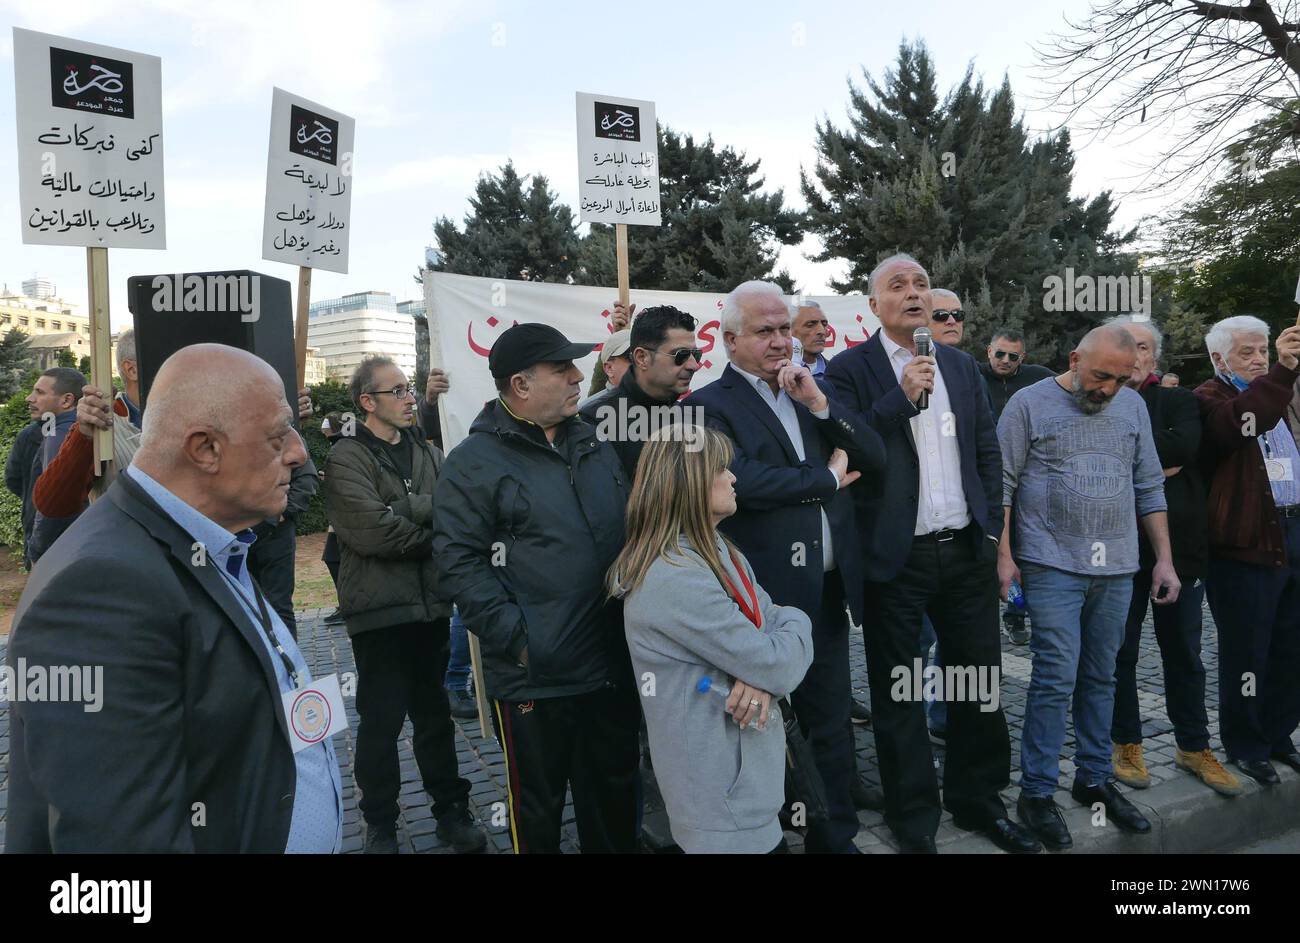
[4,251,1300,855]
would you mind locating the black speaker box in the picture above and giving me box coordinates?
[126,270,298,417]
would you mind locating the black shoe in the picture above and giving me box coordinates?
[1234,758,1281,785]
[850,700,872,726]
[1015,795,1072,850]
[323,608,345,625]
[1270,750,1300,774]
[363,824,398,854]
[1004,614,1030,645]
[1071,779,1151,834]
[447,688,478,720]
[929,727,948,746]
[435,802,487,853]
[896,834,938,854]
[952,814,1042,854]
[850,778,885,811]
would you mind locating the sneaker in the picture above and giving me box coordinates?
[435,802,488,853]
[1112,742,1151,789]
[850,700,872,726]
[363,824,399,854]
[1175,748,1245,796]
[447,688,478,720]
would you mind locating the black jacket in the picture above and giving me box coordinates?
[1136,381,1207,579]
[5,421,43,563]
[432,399,631,701]
[688,365,885,626]
[826,334,1004,582]
[578,367,680,480]
[980,361,1055,421]
[324,423,448,635]
[5,472,297,852]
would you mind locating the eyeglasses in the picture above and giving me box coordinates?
[365,385,415,399]
[650,346,704,367]
[992,351,1022,363]
[932,309,965,323]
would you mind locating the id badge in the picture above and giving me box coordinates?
[1266,457,1294,482]
[281,673,349,754]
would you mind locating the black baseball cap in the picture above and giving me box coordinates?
[489,323,597,379]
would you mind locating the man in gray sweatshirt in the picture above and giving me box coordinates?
[997,324,1179,851]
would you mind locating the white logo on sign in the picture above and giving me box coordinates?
[296,120,333,146]
[62,65,124,96]
[600,110,635,131]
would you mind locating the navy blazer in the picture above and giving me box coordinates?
[825,332,1003,582]
[688,363,886,626]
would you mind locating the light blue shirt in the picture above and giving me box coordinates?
[804,353,828,377]
[731,364,836,570]
[125,466,343,853]
[1260,419,1300,509]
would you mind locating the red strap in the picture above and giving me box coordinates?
[720,550,762,630]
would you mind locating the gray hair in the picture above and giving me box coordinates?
[349,355,398,414]
[868,253,926,299]
[931,288,961,307]
[1205,315,1270,363]
[796,299,822,311]
[1104,315,1162,359]
[115,328,136,371]
[720,280,788,338]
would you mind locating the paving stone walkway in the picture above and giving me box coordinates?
[3,588,1258,854]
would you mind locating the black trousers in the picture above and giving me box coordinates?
[789,568,859,853]
[1205,516,1300,762]
[1111,569,1210,751]
[247,523,297,637]
[351,620,470,827]
[863,525,1010,843]
[491,686,641,854]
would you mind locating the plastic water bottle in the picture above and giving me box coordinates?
[1008,579,1026,614]
[697,676,731,699]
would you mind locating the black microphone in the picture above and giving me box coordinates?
[913,325,933,411]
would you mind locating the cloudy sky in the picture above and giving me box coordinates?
[0,0,1181,330]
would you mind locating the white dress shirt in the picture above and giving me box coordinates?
[878,332,971,536]
[732,364,837,570]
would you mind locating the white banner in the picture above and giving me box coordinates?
[575,91,661,226]
[13,27,165,248]
[262,87,355,273]
[425,272,881,449]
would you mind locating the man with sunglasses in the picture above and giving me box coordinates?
[930,289,965,347]
[981,328,1054,421]
[324,356,486,855]
[580,304,703,479]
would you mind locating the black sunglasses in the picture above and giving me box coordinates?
[932,309,965,323]
[650,346,704,367]
[993,351,1022,362]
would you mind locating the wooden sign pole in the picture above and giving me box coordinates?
[615,223,630,310]
[294,265,313,390]
[86,247,114,479]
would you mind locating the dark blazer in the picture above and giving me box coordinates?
[825,332,1003,582]
[5,472,297,853]
[688,364,886,626]
[1136,382,1207,579]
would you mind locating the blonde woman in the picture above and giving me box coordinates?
[609,426,814,854]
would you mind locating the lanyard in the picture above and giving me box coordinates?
[720,550,762,630]
[220,563,302,689]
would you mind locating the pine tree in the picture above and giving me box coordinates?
[576,125,802,292]
[802,40,1137,368]
[431,162,580,282]
[0,329,33,401]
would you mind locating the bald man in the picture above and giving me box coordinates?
[5,344,343,853]
[998,325,1178,850]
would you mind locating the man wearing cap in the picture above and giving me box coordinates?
[583,329,633,402]
[433,323,640,853]
[580,305,703,480]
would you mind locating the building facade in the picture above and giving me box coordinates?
[306,291,417,381]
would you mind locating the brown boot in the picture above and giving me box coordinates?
[1112,742,1151,789]
[1175,748,1245,796]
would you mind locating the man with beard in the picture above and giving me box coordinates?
[998,324,1180,850]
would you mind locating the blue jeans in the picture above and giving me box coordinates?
[1018,564,1133,798]
[444,608,472,693]
[919,616,947,732]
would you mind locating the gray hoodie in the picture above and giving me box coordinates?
[621,534,813,854]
